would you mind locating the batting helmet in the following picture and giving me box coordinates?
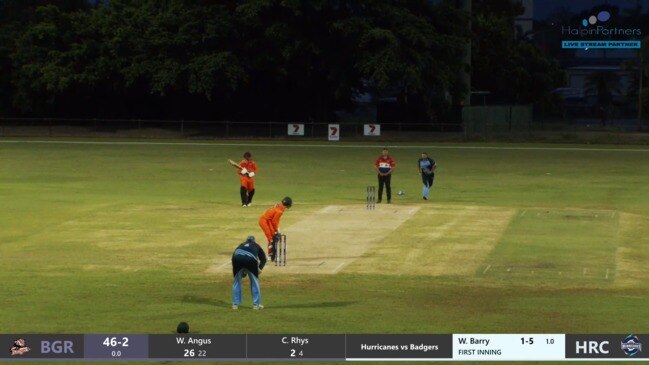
[243,152,252,159]
[281,196,293,208]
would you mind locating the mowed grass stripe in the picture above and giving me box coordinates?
[615,213,649,287]
[347,204,516,276]
[481,208,618,286]
[1,202,321,274]
[1,140,647,334]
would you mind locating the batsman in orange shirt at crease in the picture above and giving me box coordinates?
[258,196,292,261]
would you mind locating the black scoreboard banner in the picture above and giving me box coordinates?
[0,334,646,361]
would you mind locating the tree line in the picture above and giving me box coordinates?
[0,0,564,122]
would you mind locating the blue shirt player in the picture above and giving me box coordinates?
[231,236,267,310]
[418,152,436,200]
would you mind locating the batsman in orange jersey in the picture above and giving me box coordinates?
[259,197,292,261]
[236,152,257,207]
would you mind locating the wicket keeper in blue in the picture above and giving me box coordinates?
[418,152,436,200]
[231,236,267,310]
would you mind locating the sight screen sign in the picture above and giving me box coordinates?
[561,10,641,49]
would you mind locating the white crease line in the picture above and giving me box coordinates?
[215,261,230,270]
[321,206,338,213]
[333,262,347,274]
[520,209,527,217]
[482,265,491,274]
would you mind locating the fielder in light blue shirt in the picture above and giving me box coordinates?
[418,152,436,200]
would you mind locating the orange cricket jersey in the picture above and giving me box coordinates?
[260,203,286,231]
[239,159,258,177]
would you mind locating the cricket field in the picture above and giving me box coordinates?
[1,138,648,336]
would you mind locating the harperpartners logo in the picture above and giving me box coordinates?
[561,10,641,49]
[582,11,611,27]
[561,10,641,37]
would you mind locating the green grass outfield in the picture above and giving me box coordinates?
[1,138,648,340]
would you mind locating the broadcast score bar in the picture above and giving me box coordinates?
[0,334,646,361]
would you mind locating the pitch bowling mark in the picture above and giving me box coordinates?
[206,204,420,275]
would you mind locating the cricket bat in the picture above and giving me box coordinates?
[228,159,243,169]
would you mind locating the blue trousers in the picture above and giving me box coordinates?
[422,173,434,198]
[232,255,262,306]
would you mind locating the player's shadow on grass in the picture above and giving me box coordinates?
[269,301,357,309]
[182,295,356,309]
[182,295,232,308]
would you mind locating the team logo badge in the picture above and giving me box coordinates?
[10,338,31,356]
[621,335,642,357]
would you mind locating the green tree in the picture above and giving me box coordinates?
[107,1,245,99]
[234,0,468,121]
[9,1,246,116]
[471,0,565,105]
[7,0,470,121]
[0,0,90,114]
